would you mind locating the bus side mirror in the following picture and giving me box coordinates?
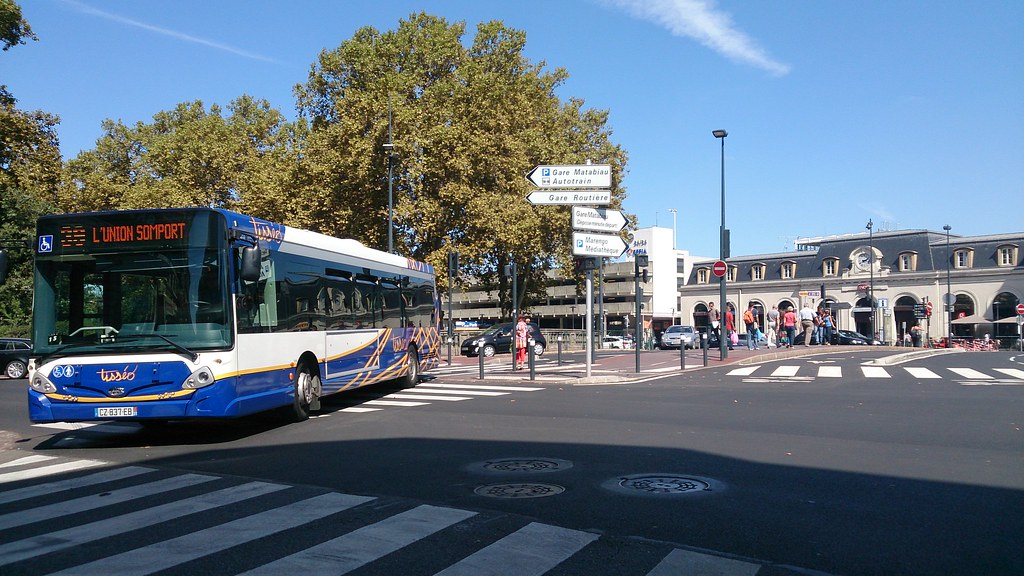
[240,246,261,282]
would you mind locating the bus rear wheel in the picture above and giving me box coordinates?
[400,347,419,388]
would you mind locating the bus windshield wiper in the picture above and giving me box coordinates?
[115,334,199,362]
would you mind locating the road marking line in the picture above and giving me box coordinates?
[0,466,154,506]
[385,394,472,402]
[0,459,110,485]
[363,400,430,407]
[0,455,57,468]
[647,548,761,576]
[418,383,543,392]
[994,368,1024,379]
[727,367,759,376]
[861,366,891,378]
[817,366,843,378]
[242,505,475,575]
[904,367,942,379]
[434,522,599,576]
[771,366,800,377]
[409,388,510,396]
[338,407,382,413]
[949,368,992,379]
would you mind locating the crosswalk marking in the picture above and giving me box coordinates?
[338,406,383,413]
[419,383,544,392]
[364,399,431,407]
[385,393,473,401]
[727,366,759,376]
[861,366,891,378]
[0,465,154,505]
[242,504,476,575]
[0,473,218,531]
[648,548,760,576]
[994,368,1024,379]
[49,492,376,576]
[0,481,287,566]
[404,387,510,396]
[818,366,843,378]
[0,454,56,468]
[904,367,942,379]
[771,365,800,377]
[434,521,599,576]
[0,458,110,484]
[949,367,992,379]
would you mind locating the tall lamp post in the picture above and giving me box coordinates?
[866,218,874,340]
[713,129,728,360]
[668,208,677,250]
[385,97,395,254]
[943,224,952,342]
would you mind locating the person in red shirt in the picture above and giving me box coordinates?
[725,304,736,350]
[782,307,798,349]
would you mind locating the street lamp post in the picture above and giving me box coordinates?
[944,224,952,343]
[385,97,395,254]
[866,218,874,340]
[668,208,677,250]
[713,129,728,360]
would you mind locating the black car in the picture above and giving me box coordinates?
[1,337,32,379]
[460,322,546,357]
[791,329,881,345]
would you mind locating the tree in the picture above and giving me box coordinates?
[295,13,628,317]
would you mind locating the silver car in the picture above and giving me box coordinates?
[659,325,696,349]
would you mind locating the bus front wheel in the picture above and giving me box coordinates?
[400,347,419,388]
[288,362,320,422]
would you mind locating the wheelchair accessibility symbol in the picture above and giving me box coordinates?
[38,235,53,253]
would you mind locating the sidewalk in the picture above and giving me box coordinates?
[439,344,961,385]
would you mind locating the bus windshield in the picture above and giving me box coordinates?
[31,210,232,358]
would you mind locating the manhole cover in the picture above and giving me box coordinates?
[468,457,572,475]
[473,483,566,499]
[602,474,722,497]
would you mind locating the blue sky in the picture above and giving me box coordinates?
[6,0,1022,259]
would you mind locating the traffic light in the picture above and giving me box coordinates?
[574,257,597,273]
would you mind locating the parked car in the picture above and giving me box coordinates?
[460,322,546,357]
[791,329,881,346]
[602,335,625,349]
[0,337,32,379]
[659,325,697,349]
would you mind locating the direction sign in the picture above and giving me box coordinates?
[526,190,611,205]
[572,206,627,233]
[712,260,727,277]
[572,231,628,258]
[526,164,611,189]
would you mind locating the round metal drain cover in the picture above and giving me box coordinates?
[468,457,572,475]
[474,483,566,499]
[602,474,722,497]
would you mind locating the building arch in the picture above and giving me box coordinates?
[951,293,976,337]
[893,295,920,341]
[854,296,874,337]
[693,302,710,331]
[993,292,1021,340]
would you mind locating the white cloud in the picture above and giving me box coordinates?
[62,0,276,63]
[607,0,790,76]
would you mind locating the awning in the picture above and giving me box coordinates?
[994,316,1024,324]
[951,314,993,325]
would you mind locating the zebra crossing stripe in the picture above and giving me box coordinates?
[385,393,473,401]
[241,504,476,575]
[419,383,544,392]
[0,458,109,484]
[339,406,383,413]
[0,481,288,566]
[48,492,376,576]
[949,368,992,379]
[364,399,431,407]
[434,521,599,576]
[904,367,941,379]
[817,366,843,378]
[0,473,218,531]
[727,366,759,376]
[771,366,800,377]
[0,466,154,505]
[0,454,57,468]
[647,548,760,576]
[409,388,510,397]
[994,368,1024,379]
[861,366,891,378]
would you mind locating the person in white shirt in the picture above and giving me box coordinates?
[799,303,816,346]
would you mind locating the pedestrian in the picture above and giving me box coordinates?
[783,306,798,349]
[820,308,835,345]
[514,315,528,370]
[910,323,923,348]
[707,302,721,345]
[766,305,779,348]
[743,303,759,350]
[799,302,816,346]
[725,304,736,350]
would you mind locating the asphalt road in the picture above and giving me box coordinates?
[1,348,1022,575]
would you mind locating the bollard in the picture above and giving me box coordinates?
[702,331,709,367]
[680,340,686,370]
[528,338,536,381]
[478,347,485,380]
[557,335,563,366]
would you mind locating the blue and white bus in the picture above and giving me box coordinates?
[25,207,439,423]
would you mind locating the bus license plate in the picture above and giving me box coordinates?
[96,407,137,417]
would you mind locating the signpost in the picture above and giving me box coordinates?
[572,231,628,258]
[572,206,627,233]
[526,164,611,189]
[527,190,610,205]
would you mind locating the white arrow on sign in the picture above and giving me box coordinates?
[572,206,627,233]
[526,190,611,205]
[526,164,611,189]
[572,231,628,258]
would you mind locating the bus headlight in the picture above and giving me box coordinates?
[30,373,56,394]
[181,367,215,389]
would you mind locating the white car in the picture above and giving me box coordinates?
[602,336,625,349]
[659,325,696,349]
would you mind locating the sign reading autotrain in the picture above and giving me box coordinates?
[526,164,611,189]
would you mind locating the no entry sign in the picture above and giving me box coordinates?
[712,260,727,278]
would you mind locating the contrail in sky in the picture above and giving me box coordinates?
[62,0,276,63]
[607,0,790,76]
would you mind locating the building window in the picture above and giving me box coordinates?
[822,258,839,277]
[898,251,918,272]
[751,263,765,281]
[697,268,709,284]
[954,248,974,269]
[997,244,1018,267]
[781,261,796,279]
[727,266,738,282]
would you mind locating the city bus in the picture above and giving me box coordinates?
[23,208,439,423]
